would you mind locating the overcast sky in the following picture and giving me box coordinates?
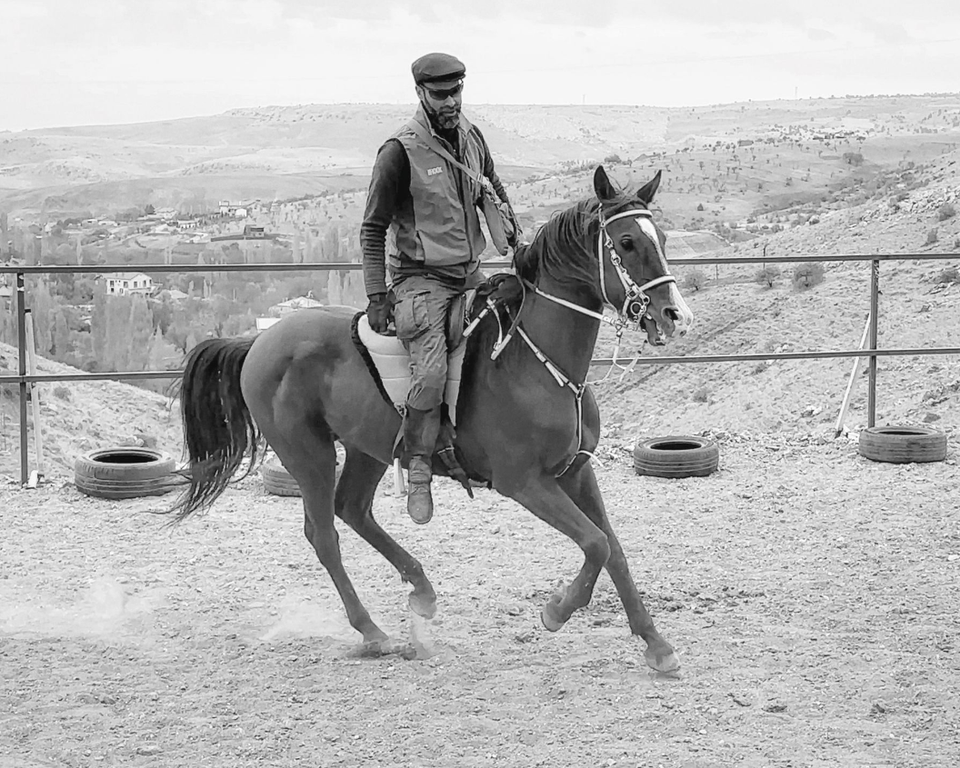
[2,0,959,131]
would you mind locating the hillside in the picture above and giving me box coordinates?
[2,95,959,223]
[3,163,957,484]
[596,153,960,445]
[0,343,184,482]
[1,98,957,484]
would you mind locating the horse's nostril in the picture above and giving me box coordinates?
[664,307,680,321]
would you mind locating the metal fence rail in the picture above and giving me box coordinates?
[2,253,958,485]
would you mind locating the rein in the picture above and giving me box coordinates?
[512,206,676,476]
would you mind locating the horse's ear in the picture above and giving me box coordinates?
[636,170,662,205]
[593,165,618,202]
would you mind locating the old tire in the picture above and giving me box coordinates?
[262,461,302,497]
[262,457,344,497]
[75,448,179,500]
[634,436,720,478]
[859,426,947,464]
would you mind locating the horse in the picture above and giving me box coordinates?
[170,165,694,673]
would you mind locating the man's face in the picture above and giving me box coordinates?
[418,83,463,131]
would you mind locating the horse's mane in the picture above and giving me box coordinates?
[512,194,643,288]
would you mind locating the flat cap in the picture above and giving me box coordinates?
[411,52,466,87]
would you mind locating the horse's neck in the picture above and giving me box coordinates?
[524,281,602,384]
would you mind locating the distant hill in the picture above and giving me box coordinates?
[2,95,959,221]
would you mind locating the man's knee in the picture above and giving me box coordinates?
[408,380,444,411]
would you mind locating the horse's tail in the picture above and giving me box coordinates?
[170,336,261,523]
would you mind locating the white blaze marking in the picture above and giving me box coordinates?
[637,217,670,274]
[636,216,694,328]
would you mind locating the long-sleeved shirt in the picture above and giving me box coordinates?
[360,121,510,297]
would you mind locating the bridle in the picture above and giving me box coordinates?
[492,202,677,476]
[597,205,677,323]
[528,204,676,332]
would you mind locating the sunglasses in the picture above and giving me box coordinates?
[424,83,463,100]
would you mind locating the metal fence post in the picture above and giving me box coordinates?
[867,260,880,427]
[16,271,28,486]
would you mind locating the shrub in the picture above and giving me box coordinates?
[53,385,71,401]
[792,262,825,290]
[937,202,956,222]
[926,228,938,245]
[683,268,707,292]
[935,266,960,285]
[755,265,781,288]
[692,386,710,403]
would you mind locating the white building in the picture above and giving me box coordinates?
[270,296,323,316]
[219,201,250,218]
[256,295,323,332]
[103,272,154,296]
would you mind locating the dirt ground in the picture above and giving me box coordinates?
[1,149,958,767]
[2,431,958,768]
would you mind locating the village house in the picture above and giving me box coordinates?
[102,272,155,297]
[256,294,323,331]
[218,200,249,218]
[269,295,323,316]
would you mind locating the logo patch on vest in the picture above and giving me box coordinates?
[427,166,443,176]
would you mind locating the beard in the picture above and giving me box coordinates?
[422,99,461,132]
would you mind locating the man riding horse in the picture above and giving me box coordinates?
[360,52,518,525]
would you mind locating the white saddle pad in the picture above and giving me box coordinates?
[356,314,467,424]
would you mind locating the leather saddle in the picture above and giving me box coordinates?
[355,291,472,424]
[353,275,524,425]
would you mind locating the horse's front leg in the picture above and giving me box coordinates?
[558,463,679,673]
[501,472,611,631]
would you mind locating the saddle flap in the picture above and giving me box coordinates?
[356,313,467,424]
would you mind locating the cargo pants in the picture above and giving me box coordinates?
[391,274,465,411]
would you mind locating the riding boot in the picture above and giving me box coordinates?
[403,405,442,525]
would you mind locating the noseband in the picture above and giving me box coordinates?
[526,204,676,332]
[597,205,676,323]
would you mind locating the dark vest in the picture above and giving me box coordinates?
[387,107,487,272]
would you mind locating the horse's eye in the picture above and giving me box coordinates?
[620,238,635,252]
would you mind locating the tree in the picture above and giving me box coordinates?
[91,283,109,363]
[210,294,238,337]
[127,296,154,370]
[0,298,17,345]
[755,265,781,288]
[51,306,71,359]
[29,279,55,357]
[792,263,825,290]
[149,297,175,335]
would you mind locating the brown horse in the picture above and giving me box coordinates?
[171,166,694,672]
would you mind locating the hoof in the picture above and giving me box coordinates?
[644,645,680,674]
[540,594,566,632]
[408,590,437,620]
[354,638,417,660]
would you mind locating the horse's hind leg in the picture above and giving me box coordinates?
[272,433,391,650]
[335,446,437,619]
[558,464,679,673]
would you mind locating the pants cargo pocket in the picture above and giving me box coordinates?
[394,292,431,342]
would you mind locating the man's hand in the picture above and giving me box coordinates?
[366,292,394,334]
[506,205,523,249]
